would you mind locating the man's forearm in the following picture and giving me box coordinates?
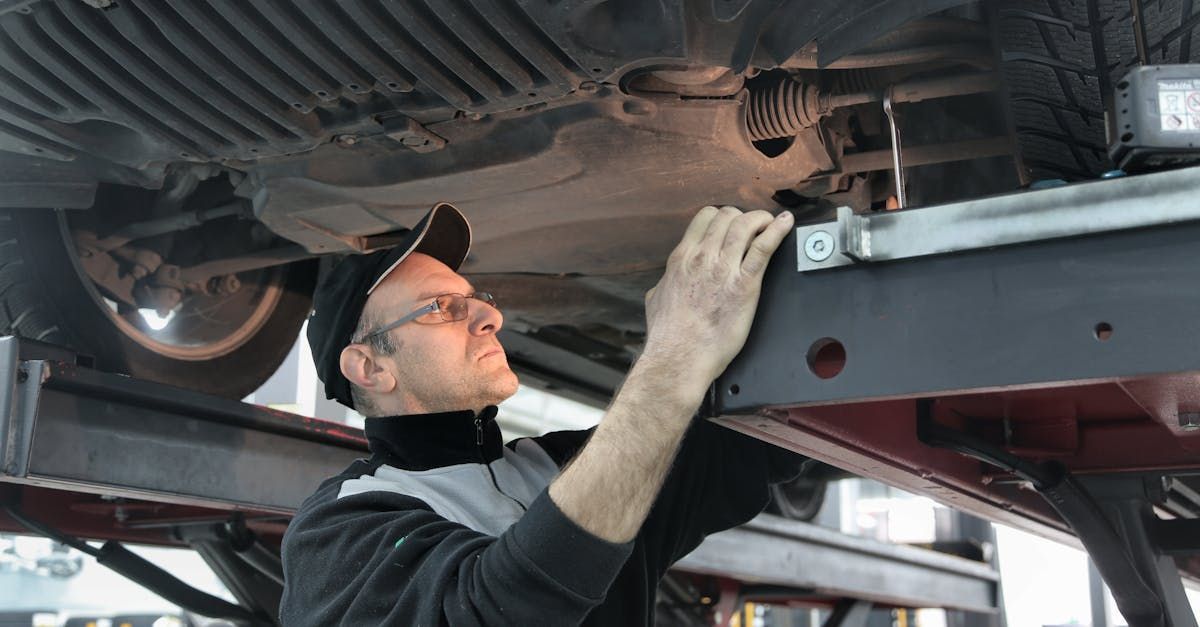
[548,352,704,543]
[547,206,793,544]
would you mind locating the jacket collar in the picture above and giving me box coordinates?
[364,405,503,471]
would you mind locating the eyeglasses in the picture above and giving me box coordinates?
[361,292,497,340]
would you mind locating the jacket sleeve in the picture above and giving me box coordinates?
[528,419,806,574]
[279,478,633,626]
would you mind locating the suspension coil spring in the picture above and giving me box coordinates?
[745,78,827,142]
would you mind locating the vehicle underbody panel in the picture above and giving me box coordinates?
[2,0,1009,378]
[0,0,970,193]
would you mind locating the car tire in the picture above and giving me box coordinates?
[1,209,316,400]
[995,0,1199,181]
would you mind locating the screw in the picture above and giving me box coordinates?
[804,230,835,262]
[217,274,241,295]
[335,134,358,147]
[1180,412,1200,431]
[578,81,599,94]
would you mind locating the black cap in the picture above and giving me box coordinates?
[307,203,471,409]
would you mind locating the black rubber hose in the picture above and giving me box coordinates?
[234,541,285,587]
[915,401,1165,627]
[4,506,259,624]
[3,505,101,557]
[1036,468,1165,627]
[221,516,285,586]
[94,541,261,623]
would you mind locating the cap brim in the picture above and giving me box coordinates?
[366,202,471,295]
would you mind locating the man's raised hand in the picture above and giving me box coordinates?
[642,205,793,399]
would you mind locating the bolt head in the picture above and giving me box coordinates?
[335,134,358,147]
[804,230,835,262]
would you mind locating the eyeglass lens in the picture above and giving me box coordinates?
[437,294,469,322]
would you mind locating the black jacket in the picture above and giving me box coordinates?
[279,406,803,626]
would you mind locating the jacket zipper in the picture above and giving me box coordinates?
[476,416,528,513]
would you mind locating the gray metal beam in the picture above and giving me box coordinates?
[0,338,366,513]
[0,336,1002,613]
[718,190,1200,411]
[794,165,1200,273]
[675,514,1000,613]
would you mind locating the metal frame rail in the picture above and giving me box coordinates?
[714,164,1200,627]
[0,335,1000,620]
[675,513,999,613]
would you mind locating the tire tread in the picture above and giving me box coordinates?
[0,214,72,346]
[998,0,1198,180]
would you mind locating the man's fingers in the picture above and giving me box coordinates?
[676,206,721,251]
[721,210,775,263]
[699,205,742,251]
[740,212,794,276]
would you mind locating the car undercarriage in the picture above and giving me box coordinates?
[2,0,1034,397]
[2,0,1200,623]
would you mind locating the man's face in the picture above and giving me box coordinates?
[361,252,519,413]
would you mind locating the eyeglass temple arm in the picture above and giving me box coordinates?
[363,301,438,339]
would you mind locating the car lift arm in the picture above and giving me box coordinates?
[714,164,1200,627]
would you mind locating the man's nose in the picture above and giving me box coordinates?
[468,298,503,336]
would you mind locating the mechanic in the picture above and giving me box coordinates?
[280,202,803,625]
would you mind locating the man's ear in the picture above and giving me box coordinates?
[340,345,397,395]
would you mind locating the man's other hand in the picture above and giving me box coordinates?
[642,205,793,398]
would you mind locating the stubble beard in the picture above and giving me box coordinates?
[443,360,519,412]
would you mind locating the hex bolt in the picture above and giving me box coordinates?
[578,81,599,94]
[335,134,358,147]
[804,230,835,262]
[1179,412,1200,431]
[220,274,241,295]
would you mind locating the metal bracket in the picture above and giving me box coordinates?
[837,206,870,261]
[795,165,1200,272]
[381,116,447,153]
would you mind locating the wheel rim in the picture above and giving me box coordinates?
[57,210,286,362]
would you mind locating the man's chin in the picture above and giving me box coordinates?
[493,369,520,402]
[475,368,519,407]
